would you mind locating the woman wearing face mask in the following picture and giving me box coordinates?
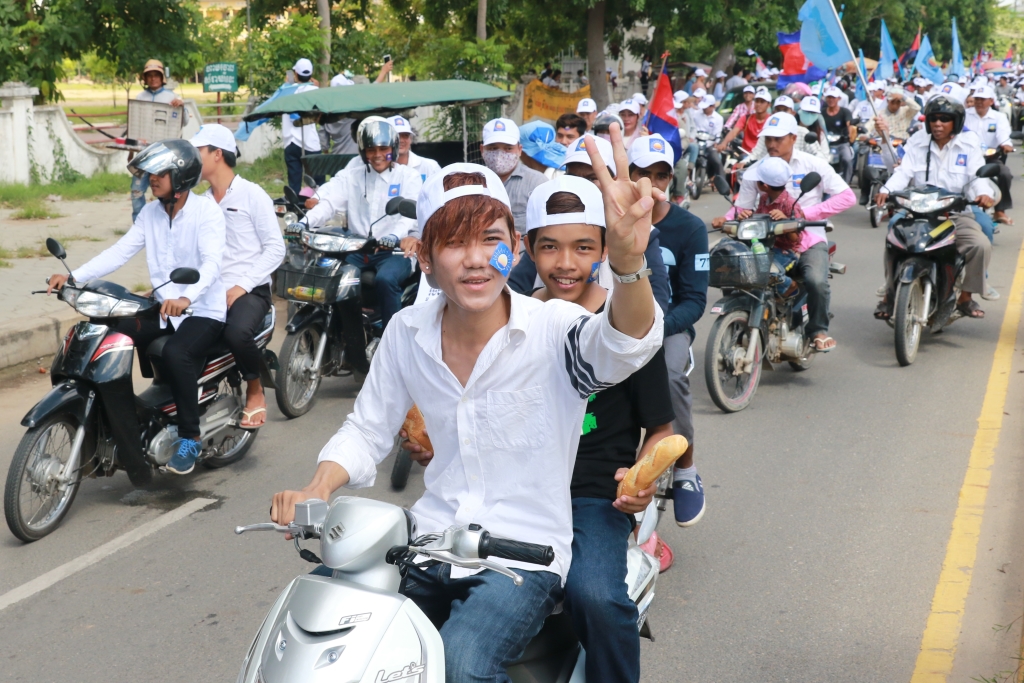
[479,117,548,236]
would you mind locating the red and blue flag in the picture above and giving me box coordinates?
[643,61,682,164]
[777,30,828,87]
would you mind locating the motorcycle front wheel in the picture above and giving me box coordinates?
[705,310,762,413]
[894,278,925,366]
[275,327,324,419]
[690,167,705,199]
[4,413,83,542]
[868,183,882,228]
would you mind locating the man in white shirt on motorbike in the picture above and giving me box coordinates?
[388,115,443,182]
[965,84,1014,225]
[271,128,664,682]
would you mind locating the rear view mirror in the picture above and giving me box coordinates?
[976,163,1001,179]
[303,173,318,189]
[799,172,822,195]
[46,238,66,260]
[713,176,732,197]
[169,267,200,285]
[385,196,404,216]
[804,132,819,144]
[385,197,419,220]
[284,185,302,206]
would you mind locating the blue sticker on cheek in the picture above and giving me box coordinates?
[489,242,514,277]
[587,261,601,283]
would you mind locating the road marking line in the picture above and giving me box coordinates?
[0,497,216,613]
[910,239,1024,683]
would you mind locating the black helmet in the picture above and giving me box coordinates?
[923,95,966,135]
[128,139,202,197]
[356,116,399,164]
[592,110,625,137]
[712,236,752,257]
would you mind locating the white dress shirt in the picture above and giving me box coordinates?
[692,109,724,138]
[964,107,1011,150]
[735,150,850,242]
[282,83,320,151]
[746,125,830,164]
[203,175,286,292]
[71,194,226,326]
[883,131,996,200]
[317,290,664,582]
[407,151,443,181]
[305,161,424,238]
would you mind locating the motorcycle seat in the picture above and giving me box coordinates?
[145,310,273,372]
[506,612,580,683]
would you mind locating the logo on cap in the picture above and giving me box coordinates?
[768,116,780,126]
[942,84,953,93]
[494,121,506,131]
[807,97,818,106]
[388,184,401,196]
[649,138,665,153]
[576,140,587,150]
[395,117,406,126]
[956,154,967,166]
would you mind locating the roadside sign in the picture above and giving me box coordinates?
[204,62,238,93]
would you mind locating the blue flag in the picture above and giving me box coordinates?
[878,19,900,81]
[855,49,868,101]
[797,0,854,70]
[949,18,965,78]
[234,83,303,141]
[913,34,945,85]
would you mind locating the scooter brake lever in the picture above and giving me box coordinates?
[418,549,524,586]
[235,522,292,534]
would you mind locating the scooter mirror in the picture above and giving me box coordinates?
[385,196,404,216]
[976,163,1001,179]
[799,172,822,195]
[804,132,819,144]
[169,267,201,285]
[302,174,318,189]
[713,176,732,197]
[284,185,302,207]
[397,199,418,220]
[46,238,66,260]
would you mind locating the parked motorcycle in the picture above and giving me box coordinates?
[704,175,845,413]
[4,239,274,542]
[234,478,669,682]
[879,164,1001,366]
[274,197,419,418]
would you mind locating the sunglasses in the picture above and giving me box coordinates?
[928,114,955,124]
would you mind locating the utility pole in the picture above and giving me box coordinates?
[587,1,608,110]
[316,0,331,86]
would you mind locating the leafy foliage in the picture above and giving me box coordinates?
[240,13,324,100]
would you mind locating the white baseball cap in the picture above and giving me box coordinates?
[913,77,927,88]
[692,87,707,99]
[330,73,354,87]
[189,123,238,155]
[699,94,717,109]
[387,115,413,135]
[824,86,843,99]
[562,135,617,177]
[526,175,606,232]
[743,85,756,94]
[773,95,795,110]
[577,97,597,114]
[799,95,821,113]
[416,163,511,236]
[482,118,520,146]
[886,85,906,101]
[937,82,968,104]
[867,81,886,92]
[974,84,996,100]
[715,70,727,78]
[694,68,707,77]
[293,58,314,77]
[758,112,799,137]
[754,87,772,102]
[628,133,675,168]
[747,156,792,188]
[957,75,968,85]
[631,92,649,106]
[619,99,641,115]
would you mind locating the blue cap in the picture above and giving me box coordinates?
[519,120,567,170]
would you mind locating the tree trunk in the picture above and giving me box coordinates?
[476,0,487,41]
[710,42,735,82]
[316,0,331,86]
[587,1,608,110]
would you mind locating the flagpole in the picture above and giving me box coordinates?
[823,0,897,170]
[643,51,671,131]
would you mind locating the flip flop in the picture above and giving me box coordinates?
[956,299,985,319]
[812,336,836,352]
[240,407,267,429]
[639,531,675,573]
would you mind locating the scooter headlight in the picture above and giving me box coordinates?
[75,292,140,317]
[895,193,957,214]
[301,232,367,253]
[735,219,769,240]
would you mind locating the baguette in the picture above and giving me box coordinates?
[616,434,689,498]
[402,405,434,453]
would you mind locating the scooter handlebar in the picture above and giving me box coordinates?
[479,534,555,566]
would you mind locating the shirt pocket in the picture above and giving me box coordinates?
[482,386,546,451]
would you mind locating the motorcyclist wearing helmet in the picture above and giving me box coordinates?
[299,116,423,373]
[47,140,227,475]
[131,59,188,222]
[874,95,997,320]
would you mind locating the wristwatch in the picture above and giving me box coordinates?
[610,256,652,284]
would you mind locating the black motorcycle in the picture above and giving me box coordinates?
[880,164,1001,366]
[704,175,845,413]
[273,195,419,418]
[4,239,274,542]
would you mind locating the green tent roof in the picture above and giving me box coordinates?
[244,79,510,121]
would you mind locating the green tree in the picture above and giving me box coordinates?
[241,12,324,99]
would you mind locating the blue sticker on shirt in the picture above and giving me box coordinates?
[587,261,601,283]
[956,154,967,167]
[489,242,514,277]
[388,184,401,197]
[988,123,997,132]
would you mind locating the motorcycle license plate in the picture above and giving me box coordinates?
[867,153,884,167]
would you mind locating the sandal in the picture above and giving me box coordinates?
[639,531,675,573]
[995,212,1014,225]
[874,300,892,320]
[240,406,267,429]
[956,298,985,319]
[812,335,836,352]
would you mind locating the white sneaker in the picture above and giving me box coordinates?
[983,286,1000,301]
[876,284,887,297]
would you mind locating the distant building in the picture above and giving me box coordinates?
[199,0,248,20]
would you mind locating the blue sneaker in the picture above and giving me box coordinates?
[164,438,202,475]
[673,474,705,527]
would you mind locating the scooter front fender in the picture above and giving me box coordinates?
[286,304,328,334]
[22,381,89,428]
[897,257,935,286]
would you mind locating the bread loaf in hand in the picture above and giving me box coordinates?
[616,434,689,498]
[403,406,434,453]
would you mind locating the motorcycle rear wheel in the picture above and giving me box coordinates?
[705,310,762,413]
[894,278,925,366]
[4,413,83,542]
[201,380,257,469]
[275,327,323,419]
[690,167,705,200]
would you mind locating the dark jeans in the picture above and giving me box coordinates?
[564,498,640,683]
[796,242,831,337]
[284,142,324,194]
[344,251,412,328]
[833,142,854,184]
[223,284,272,382]
[705,148,725,184]
[993,161,1013,212]
[115,315,224,439]
[401,563,562,682]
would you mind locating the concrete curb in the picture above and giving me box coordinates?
[0,310,82,370]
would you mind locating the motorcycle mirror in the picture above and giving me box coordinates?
[976,163,1001,179]
[169,267,201,285]
[713,176,732,198]
[799,172,822,195]
[46,238,66,260]
[303,173,319,190]
[284,185,302,206]
[398,198,418,220]
[804,132,819,144]
[384,196,404,216]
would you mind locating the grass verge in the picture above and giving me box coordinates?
[0,173,128,210]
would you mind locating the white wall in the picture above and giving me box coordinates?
[27,106,129,182]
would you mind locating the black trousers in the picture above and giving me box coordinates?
[223,284,272,382]
[116,315,224,440]
[284,143,325,194]
[706,148,725,184]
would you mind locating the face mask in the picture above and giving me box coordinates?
[482,150,520,176]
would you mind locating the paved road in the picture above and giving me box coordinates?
[2,166,1024,683]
